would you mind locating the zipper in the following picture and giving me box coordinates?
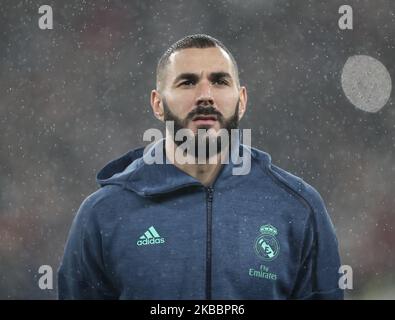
[205,186,214,300]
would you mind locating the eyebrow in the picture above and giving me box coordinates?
[172,72,233,85]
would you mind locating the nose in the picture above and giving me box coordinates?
[195,81,214,106]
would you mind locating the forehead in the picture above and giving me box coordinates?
[167,47,235,77]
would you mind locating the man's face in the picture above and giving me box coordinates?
[157,47,245,137]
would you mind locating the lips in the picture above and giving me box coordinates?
[192,115,218,126]
[192,115,217,121]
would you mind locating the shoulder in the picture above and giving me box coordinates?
[269,163,325,212]
[73,184,133,227]
[249,146,333,227]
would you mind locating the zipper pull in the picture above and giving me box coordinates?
[206,187,214,201]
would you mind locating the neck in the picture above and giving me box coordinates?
[165,135,228,187]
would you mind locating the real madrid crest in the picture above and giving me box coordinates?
[254,224,280,261]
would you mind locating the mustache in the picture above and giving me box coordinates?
[185,105,223,122]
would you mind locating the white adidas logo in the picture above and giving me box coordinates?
[137,226,165,246]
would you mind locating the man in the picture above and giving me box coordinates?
[58,34,343,299]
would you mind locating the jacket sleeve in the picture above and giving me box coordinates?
[291,185,344,300]
[57,194,117,299]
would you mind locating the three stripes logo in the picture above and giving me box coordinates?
[137,226,165,246]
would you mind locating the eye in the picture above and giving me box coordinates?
[213,79,229,86]
[179,80,196,87]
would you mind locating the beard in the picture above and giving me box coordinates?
[162,98,240,159]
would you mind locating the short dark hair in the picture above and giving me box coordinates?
[156,34,240,91]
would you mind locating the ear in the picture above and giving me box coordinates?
[238,86,247,121]
[150,89,164,122]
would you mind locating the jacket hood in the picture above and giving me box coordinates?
[96,137,272,197]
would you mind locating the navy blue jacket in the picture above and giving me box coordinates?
[58,138,343,299]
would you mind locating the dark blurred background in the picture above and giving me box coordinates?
[0,0,394,299]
